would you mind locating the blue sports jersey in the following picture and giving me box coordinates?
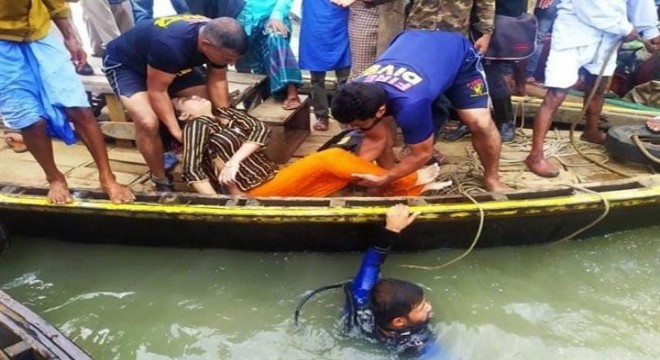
[354,30,476,144]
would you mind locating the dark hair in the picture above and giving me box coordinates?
[371,278,424,329]
[202,17,248,55]
[331,83,386,124]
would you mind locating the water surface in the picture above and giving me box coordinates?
[1,227,658,359]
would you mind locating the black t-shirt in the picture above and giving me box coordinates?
[495,0,528,17]
[106,14,211,76]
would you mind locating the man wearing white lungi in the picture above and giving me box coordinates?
[525,0,659,178]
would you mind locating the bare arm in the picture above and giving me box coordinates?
[207,66,231,108]
[146,66,181,141]
[52,17,87,71]
[354,135,434,188]
[191,180,217,195]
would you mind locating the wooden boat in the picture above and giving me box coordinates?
[0,69,659,251]
[0,290,92,360]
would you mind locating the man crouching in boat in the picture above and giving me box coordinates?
[0,0,134,204]
[331,30,506,193]
[172,96,446,197]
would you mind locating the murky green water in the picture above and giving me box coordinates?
[1,227,658,359]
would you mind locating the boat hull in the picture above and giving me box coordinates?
[1,177,658,251]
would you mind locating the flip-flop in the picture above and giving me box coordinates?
[4,135,28,153]
[645,117,660,135]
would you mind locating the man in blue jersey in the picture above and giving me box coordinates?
[103,15,247,191]
[331,30,505,192]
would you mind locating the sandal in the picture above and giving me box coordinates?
[313,118,329,131]
[645,117,660,135]
[282,97,301,110]
[4,133,27,153]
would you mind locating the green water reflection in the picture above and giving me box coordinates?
[1,226,658,359]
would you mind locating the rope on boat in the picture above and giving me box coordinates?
[552,184,611,244]
[632,134,660,164]
[398,191,484,270]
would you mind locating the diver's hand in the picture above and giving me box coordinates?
[218,161,240,185]
[385,204,419,233]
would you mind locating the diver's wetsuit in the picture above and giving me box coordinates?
[346,229,443,358]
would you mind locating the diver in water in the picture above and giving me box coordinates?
[296,204,443,358]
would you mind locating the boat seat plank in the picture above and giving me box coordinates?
[249,96,311,164]
[3,340,31,358]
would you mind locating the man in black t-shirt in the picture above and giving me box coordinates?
[103,15,247,191]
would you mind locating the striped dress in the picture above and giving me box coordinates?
[182,108,277,192]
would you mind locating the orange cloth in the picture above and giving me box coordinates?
[249,148,423,197]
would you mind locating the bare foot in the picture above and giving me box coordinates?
[525,155,559,178]
[646,117,660,134]
[484,177,509,192]
[101,181,135,204]
[421,180,453,194]
[47,179,73,204]
[580,130,606,145]
[414,163,440,186]
[282,97,301,110]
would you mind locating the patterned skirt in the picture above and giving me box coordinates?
[348,1,379,80]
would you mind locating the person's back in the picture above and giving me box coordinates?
[353,30,476,145]
[363,30,472,98]
[106,14,209,75]
[406,0,494,36]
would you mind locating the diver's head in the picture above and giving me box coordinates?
[371,278,432,330]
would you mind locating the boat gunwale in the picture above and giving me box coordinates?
[0,176,659,221]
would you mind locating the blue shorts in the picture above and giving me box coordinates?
[0,34,89,138]
[103,55,206,98]
[444,49,490,110]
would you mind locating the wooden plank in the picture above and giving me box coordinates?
[513,99,655,128]
[3,341,31,358]
[249,95,310,125]
[226,72,266,85]
[265,129,310,164]
[79,73,112,93]
[108,147,146,164]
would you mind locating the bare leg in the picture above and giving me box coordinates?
[21,119,72,204]
[120,92,166,179]
[282,84,301,110]
[456,108,506,192]
[525,88,567,177]
[66,107,134,203]
[581,73,607,144]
